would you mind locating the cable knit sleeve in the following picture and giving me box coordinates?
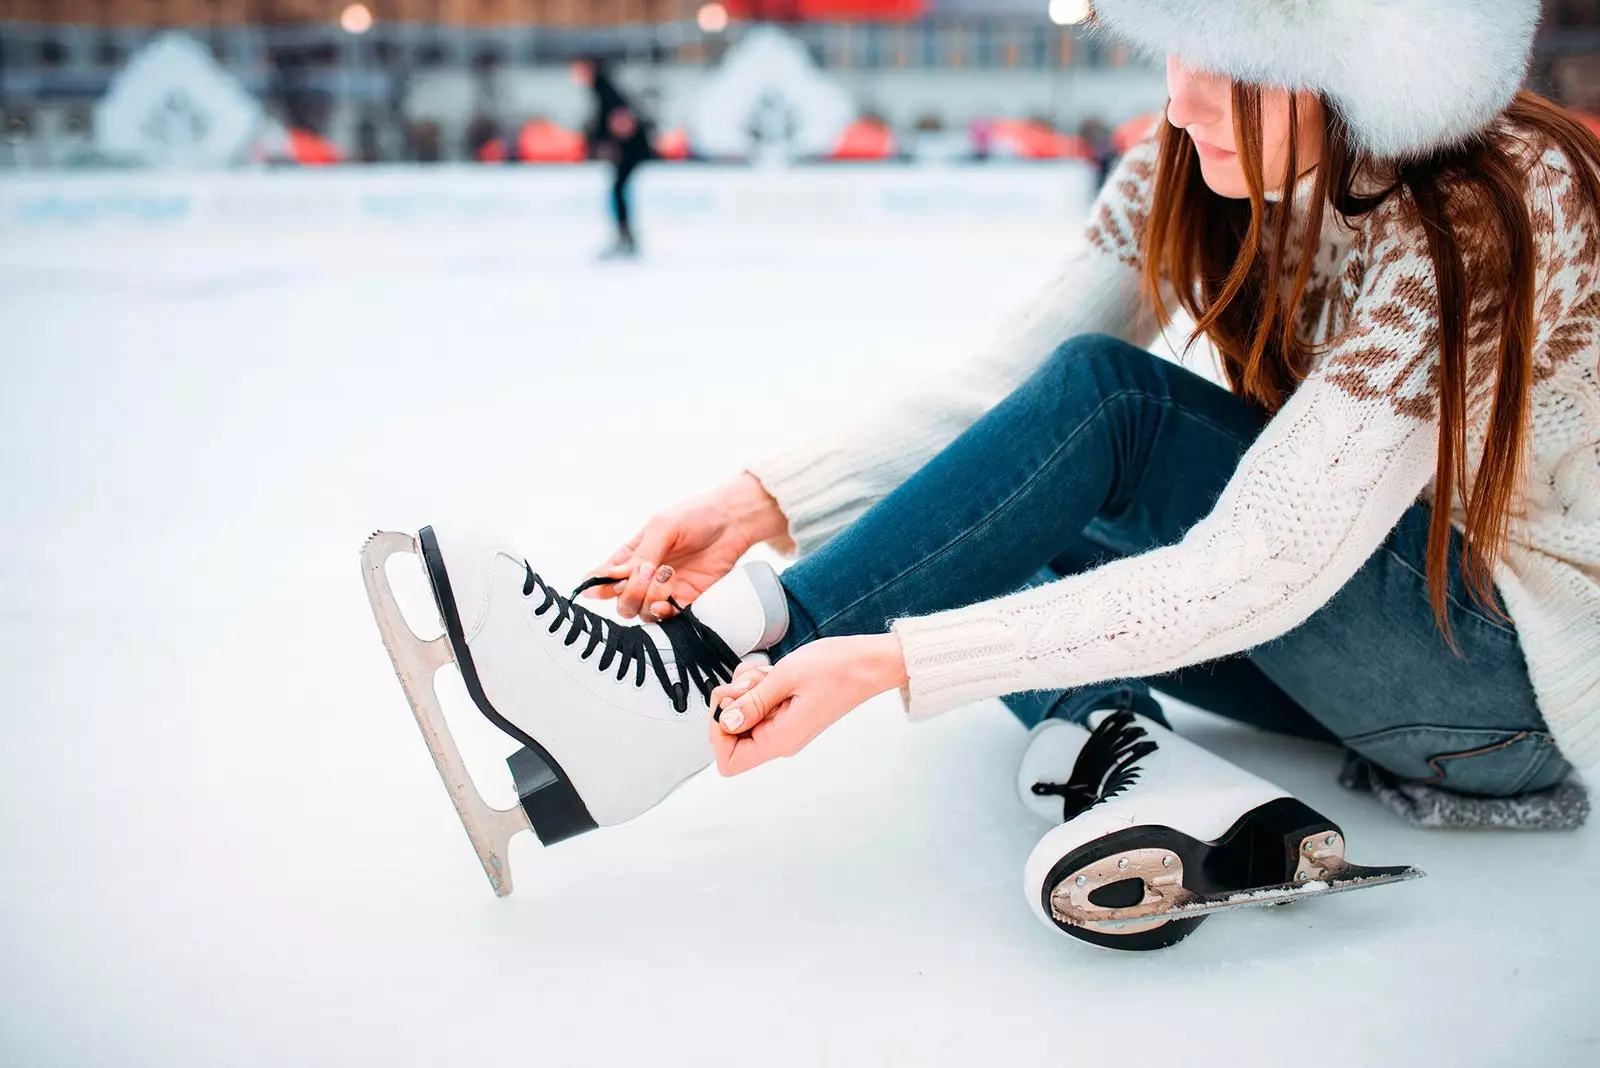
[890,194,1452,720]
[744,139,1162,557]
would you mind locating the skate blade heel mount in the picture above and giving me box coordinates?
[1045,797,1424,951]
[362,530,597,897]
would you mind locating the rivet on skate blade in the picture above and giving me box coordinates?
[1326,834,1339,847]
[1053,848,1186,938]
[1296,871,1310,881]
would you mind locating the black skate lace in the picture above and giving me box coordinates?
[1031,711,1160,822]
[521,563,741,714]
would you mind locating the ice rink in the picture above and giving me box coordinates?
[3,185,1597,1067]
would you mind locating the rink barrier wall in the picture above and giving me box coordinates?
[0,164,1096,231]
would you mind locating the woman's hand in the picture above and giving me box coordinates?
[586,472,789,622]
[706,634,909,776]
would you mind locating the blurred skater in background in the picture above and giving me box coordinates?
[573,55,654,259]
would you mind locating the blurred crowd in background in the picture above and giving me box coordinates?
[1,0,1597,170]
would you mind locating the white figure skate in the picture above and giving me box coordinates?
[1019,710,1423,950]
[361,526,788,895]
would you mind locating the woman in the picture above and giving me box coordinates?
[384,1,1599,946]
[572,56,652,258]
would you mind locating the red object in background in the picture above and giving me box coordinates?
[1057,134,1093,161]
[477,138,508,163]
[725,0,923,20]
[989,119,1087,161]
[1113,112,1163,154]
[656,127,692,161]
[516,119,587,163]
[831,119,895,161]
[288,127,342,165]
[1579,113,1600,139]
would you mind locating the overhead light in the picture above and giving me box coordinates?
[340,4,374,34]
[1048,0,1091,26]
[697,3,730,33]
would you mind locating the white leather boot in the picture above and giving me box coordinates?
[361,525,788,894]
[421,524,789,836]
[1018,710,1420,950]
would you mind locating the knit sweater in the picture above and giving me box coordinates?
[746,130,1600,770]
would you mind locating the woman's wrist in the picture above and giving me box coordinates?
[722,471,792,550]
[869,632,910,693]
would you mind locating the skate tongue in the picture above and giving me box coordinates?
[639,600,744,711]
[682,562,789,658]
[642,623,679,670]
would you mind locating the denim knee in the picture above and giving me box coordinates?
[1044,333,1160,381]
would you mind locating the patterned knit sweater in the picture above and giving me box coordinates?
[747,130,1600,770]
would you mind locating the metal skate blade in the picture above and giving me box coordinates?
[362,530,533,896]
[1078,863,1425,930]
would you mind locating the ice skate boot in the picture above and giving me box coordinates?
[361,526,788,895]
[1018,710,1423,950]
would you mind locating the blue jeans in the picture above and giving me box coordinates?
[769,334,1570,797]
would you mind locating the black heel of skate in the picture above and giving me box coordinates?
[508,747,596,846]
[1207,796,1339,891]
[1044,798,1351,952]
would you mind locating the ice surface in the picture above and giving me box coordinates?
[1,207,1596,1068]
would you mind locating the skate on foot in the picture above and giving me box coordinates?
[597,235,639,260]
[1018,710,1424,950]
[361,525,788,894]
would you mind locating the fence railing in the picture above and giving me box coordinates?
[0,17,1117,104]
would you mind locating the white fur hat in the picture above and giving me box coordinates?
[1090,0,1540,158]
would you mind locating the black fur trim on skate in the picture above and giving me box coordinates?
[1032,711,1160,822]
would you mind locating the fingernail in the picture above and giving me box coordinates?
[655,565,674,584]
[730,678,751,692]
[722,707,745,732]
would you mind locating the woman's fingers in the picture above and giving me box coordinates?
[616,526,673,620]
[715,663,791,735]
[708,662,806,776]
[583,561,633,600]
[639,564,677,622]
[607,537,640,567]
[584,535,644,599]
[620,559,658,620]
[715,712,797,776]
[708,662,771,723]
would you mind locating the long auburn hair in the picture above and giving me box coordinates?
[1143,89,1600,640]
